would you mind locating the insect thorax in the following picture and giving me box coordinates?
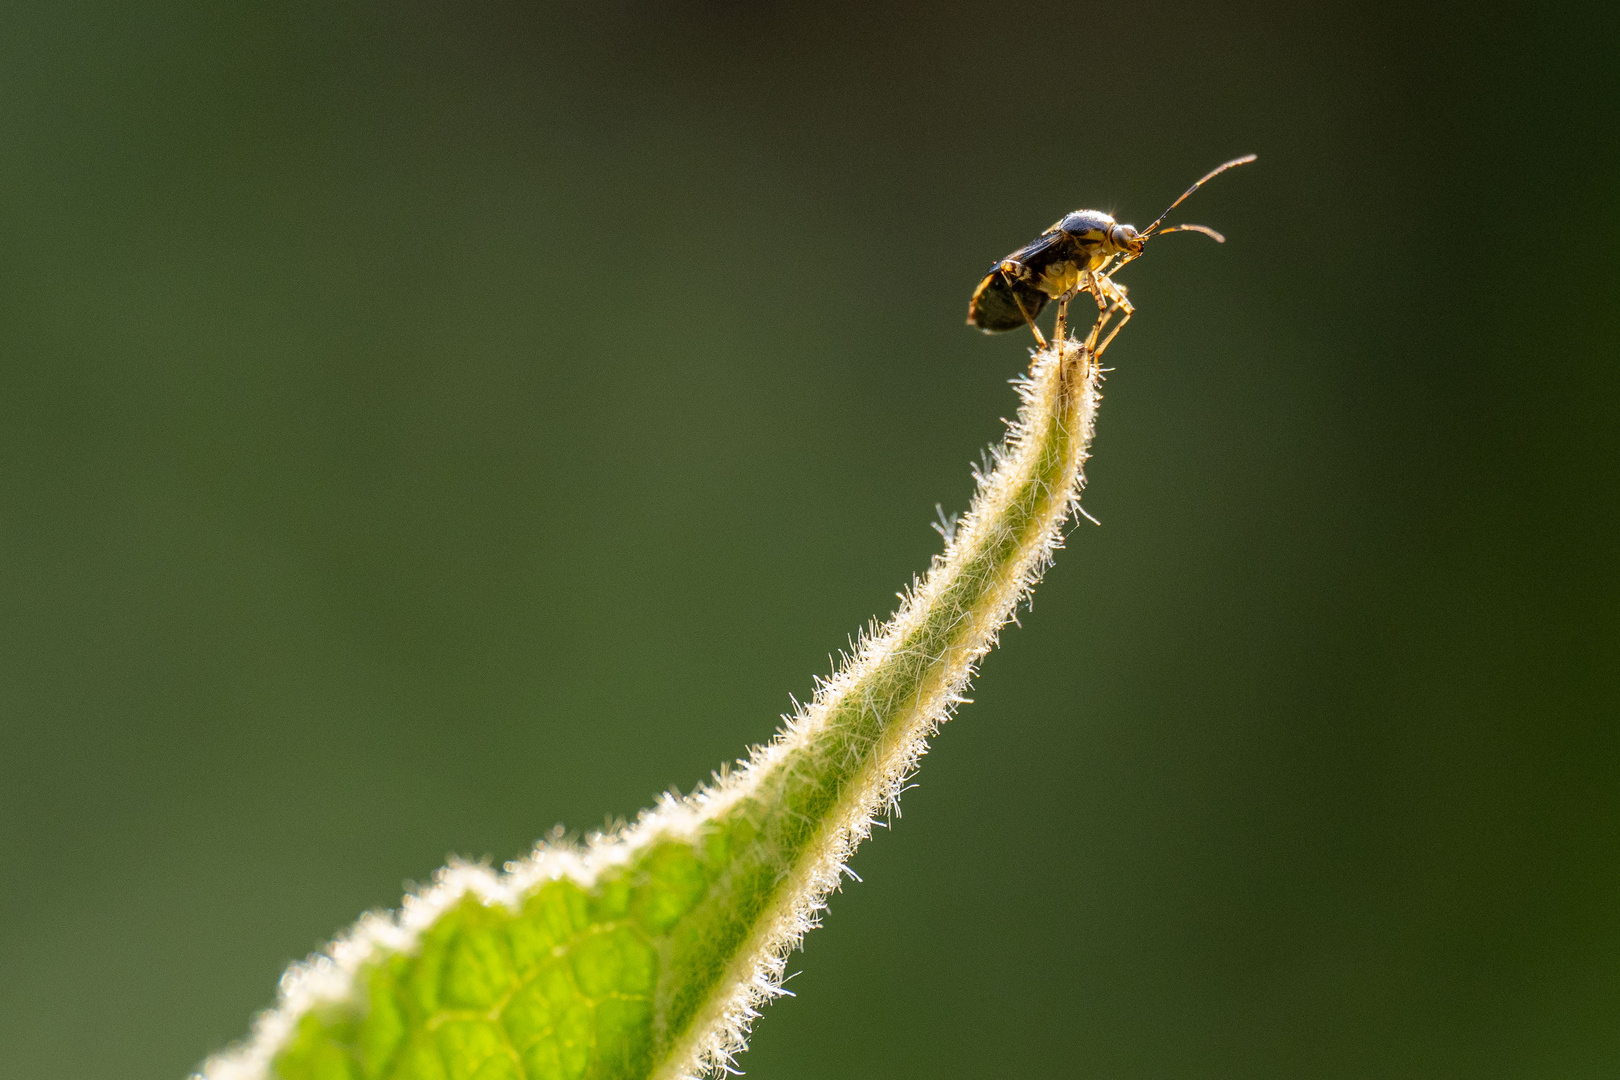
[1036,260,1082,297]
[1024,214,1119,298]
[1055,209,1117,236]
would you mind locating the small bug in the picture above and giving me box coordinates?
[967,154,1256,355]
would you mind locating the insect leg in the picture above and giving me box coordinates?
[1083,307,1112,353]
[1087,269,1111,314]
[1000,266,1047,348]
[1079,270,1116,352]
[1054,280,1089,346]
[1092,275,1136,357]
[1095,308,1132,356]
[1082,275,1129,353]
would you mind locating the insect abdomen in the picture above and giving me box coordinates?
[967,269,1052,333]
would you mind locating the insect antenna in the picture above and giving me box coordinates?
[1152,223,1226,242]
[1140,153,1256,238]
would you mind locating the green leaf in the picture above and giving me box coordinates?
[198,341,1102,1080]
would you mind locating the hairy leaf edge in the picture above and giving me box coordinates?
[195,340,1101,1080]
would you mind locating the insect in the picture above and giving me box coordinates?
[967,154,1256,355]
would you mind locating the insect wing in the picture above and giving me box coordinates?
[1006,231,1067,265]
[966,232,1064,333]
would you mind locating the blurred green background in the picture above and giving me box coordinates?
[2,2,1616,1078]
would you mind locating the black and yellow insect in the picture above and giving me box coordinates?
[967,154,1256,354]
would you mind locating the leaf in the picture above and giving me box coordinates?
[197,340,1102,1080]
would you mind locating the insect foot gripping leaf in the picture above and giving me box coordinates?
[197,338,1103,1080]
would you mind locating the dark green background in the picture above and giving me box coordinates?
[2,3,1616,1077]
